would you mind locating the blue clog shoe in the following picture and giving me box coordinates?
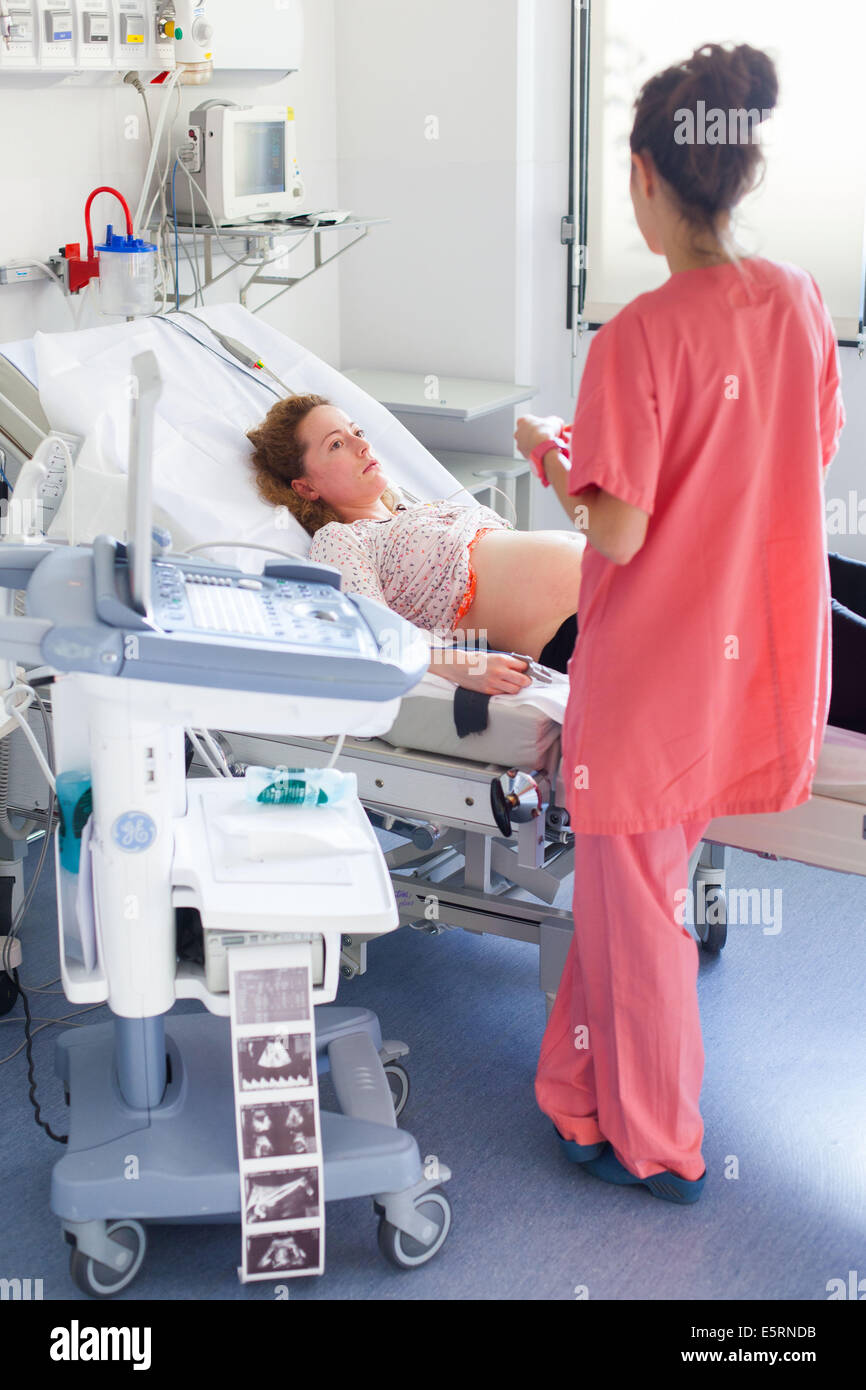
[581,1143,706,1204]
[554,1125,606,1163]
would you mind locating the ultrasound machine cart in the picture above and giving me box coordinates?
[0,352,452,1296]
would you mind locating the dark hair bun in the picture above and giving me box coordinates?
[729,43,779,117]
[630,41,779,230]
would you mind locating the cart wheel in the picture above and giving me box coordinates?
[697,887,727,953]
[384,1062,410,1117]
[69,1220,146,1298]
[377,1188,452,1269]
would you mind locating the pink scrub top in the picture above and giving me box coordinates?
[563,256,845,834]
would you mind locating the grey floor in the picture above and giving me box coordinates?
[1,837,864,1302]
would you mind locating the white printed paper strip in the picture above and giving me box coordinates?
[229,942,325,1281]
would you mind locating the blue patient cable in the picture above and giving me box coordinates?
[172,159,180,312]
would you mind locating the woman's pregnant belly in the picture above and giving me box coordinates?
[454,528,586,658]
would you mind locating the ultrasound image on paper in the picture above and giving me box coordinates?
[234,965,310,1026]
[240,1100,318,1160]
[237,1033,313,1090]
[246,1227,321,1273]
[244,1167,320,1223]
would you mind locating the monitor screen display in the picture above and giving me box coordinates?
[234,121,286,198]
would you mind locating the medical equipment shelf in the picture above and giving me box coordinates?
[341,370,535,421]
[161,217,389,310]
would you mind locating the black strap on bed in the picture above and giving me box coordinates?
[448,613,580,738]
[452,686,492,736]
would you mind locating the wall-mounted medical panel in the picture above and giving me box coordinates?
[0,2,39,70]
[73,0,114,71]
[113,0,174,70]
[39,1,75,70]
[0,0,178,78]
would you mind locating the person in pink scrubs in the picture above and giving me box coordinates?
[515,42,845,1203]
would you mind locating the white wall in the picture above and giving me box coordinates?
[333,0,574,480]
[0,0,341,361]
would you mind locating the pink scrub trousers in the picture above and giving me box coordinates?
[535,817,710,1182]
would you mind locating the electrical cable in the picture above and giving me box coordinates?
[8,686,56,942]
[132,67,183,232]
[141,89,183,237]
[17,976,61,991]
[185,728,223,777]
[199,729,232,776]
[0,1000,105,1069]
[3,686,56,792]
[0,683,64,1139]
[172,159,180,311]
[168,311,298,397]
[154,315,283,401]
[140,78,183,317]
[326,734,345,769]
[182,540,307,562]
[188,170,202,307]
[175,166,319,271]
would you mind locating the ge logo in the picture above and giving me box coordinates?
[111,812,157,852]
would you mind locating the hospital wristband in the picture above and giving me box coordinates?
[529,437,563,487]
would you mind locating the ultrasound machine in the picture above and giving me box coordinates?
[0,351,451,1295]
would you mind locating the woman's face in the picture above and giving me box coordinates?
[291,404,386,515]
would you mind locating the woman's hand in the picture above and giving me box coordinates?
[429,648,534,695]
[514,414,566,460]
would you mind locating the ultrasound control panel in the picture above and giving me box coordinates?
[151,563,379,660]
[5,539,427,703]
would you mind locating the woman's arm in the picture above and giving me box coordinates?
[544,446,649,565]
[514,417,650,565]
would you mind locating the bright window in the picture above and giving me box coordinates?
[578,0,866,341]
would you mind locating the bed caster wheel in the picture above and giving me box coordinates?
[68,1221,146,1298]
[697,887,727,953]
[377,1189,452,1269]
[384,1062,410,1117]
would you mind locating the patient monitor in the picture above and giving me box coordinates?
[174,101,306,225]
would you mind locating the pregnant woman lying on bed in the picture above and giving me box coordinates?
[247,394,585,696]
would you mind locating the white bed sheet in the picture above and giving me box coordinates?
[24,306,471,570]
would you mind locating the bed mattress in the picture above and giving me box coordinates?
[383,673,866,805]
[381,670,568,775]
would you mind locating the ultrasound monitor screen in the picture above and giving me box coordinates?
[234,121,286,198]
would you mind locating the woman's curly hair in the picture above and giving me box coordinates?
[247,393,401,536]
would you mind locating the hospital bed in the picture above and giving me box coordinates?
[1,306,864,1011]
